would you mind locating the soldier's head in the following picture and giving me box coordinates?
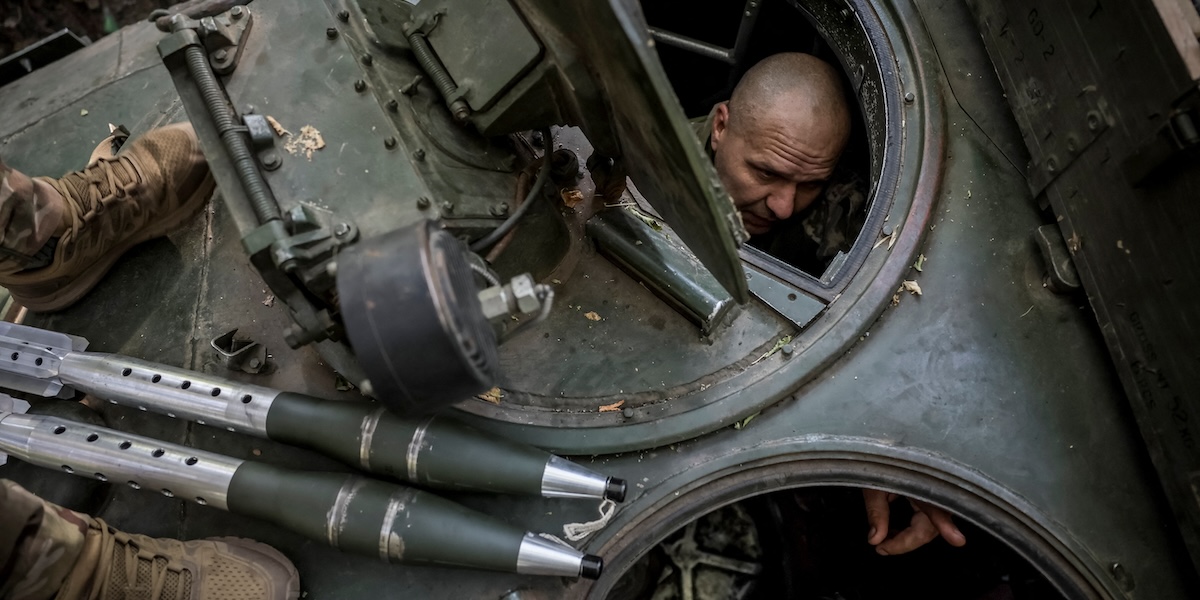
[710,53,851,235]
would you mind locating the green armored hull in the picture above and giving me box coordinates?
[2,0,1198,597]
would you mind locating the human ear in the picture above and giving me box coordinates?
[711,102,730,151]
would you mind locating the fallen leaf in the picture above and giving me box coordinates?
[900,280,923,296]
[913,254,926,272]
[584,311,602,321]
[560,187,585,208]
[262,294,275,307]
[627,206,663,231]
[80,109,89,116]
[333,373,355,391]
[477,387,503,404]
[265,115,291,137]
[734,412,760,430]
[891,293,901,307]
[599,400,625,412]
[752,335,793,365]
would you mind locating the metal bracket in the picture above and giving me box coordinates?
[209,329,268,374]
[165,6,253,75]
[1033,224,1081,294]
[243,114,282,171]
[1122,104,1200,186]
[744,264,825,330]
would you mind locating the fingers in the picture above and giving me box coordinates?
[862,489,891,546]
[875,510,940,555]
[913,500,967,547]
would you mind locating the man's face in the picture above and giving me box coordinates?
[710,102,846,236]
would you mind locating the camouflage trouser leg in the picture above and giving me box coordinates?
[0,158,67,273]
[0,479,91,600]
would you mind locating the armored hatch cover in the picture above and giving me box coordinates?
[421,0,751,302]
[561,0,751,303]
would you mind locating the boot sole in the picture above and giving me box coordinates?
[6,174,216,312]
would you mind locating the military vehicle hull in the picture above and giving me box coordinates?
[0,0,1195,598]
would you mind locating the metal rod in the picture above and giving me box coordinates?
[406,31,470,122]
[176,23,280,224]
[648,27,734,64]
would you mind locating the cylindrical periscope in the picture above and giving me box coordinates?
[0,412,602,578]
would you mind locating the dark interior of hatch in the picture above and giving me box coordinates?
[641,0,872,280]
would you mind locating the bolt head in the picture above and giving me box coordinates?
[416,197,431,209]
[622,407,634,418]
[337,10,350,21]
[230,6,245,19]
[361,54,373,66]
[262,153,281,168]
[213,49,228,61]
[441,201,454,214]
[387,99,399,112]
[248,357,261,368]
[335,223,351,236]
[354,79,367,92]
[781,344,795,357]
[414,149,426,161]
[904,91,915,103]
[326,27,338,39]
[490,203,510,216]
[384,136,397,149]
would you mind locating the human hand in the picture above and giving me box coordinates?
[863,489,966,555]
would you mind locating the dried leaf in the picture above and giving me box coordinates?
[477,387,503,404]
[900,280,923,296]
[560,187,585,208]
[262,294,275,307]
[891,293,901,307]
[913,254,926,272]
[627,206,663,231]
[734,411,760,430]
[752,335,793,365]
[80,109,89,116]
[265,115,291,137]
[599,400,625,412]
[584,311,602,321]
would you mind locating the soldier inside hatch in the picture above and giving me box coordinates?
[695,51,868,276]
[701,52,968,555]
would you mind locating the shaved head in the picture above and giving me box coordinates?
[727,53,851,143]
[710,53,852,235]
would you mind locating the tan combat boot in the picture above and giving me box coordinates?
[1,479,300,600]
[58,523,301,600]
[0,123,214,312]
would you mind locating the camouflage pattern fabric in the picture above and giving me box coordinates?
[691,106,868,274]
[0,159,65,271]
[0,479,90,600]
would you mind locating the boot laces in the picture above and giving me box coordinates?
[54,156,141,238]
